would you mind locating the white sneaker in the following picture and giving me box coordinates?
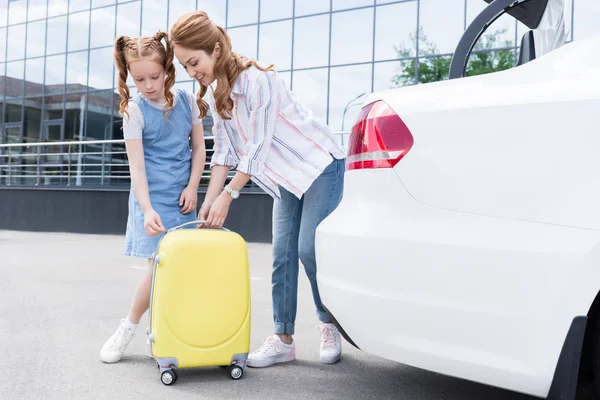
[247,335,296,368]
[100,319,136,363]
[318,323,342,364]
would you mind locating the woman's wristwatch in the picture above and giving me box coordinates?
[224,184,240,200]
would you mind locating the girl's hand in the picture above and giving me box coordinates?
[204,192,231,229]
[144,209,165,236]
[179,185,198,214]
[197,201,212,228]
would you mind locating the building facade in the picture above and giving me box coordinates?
[0,0,598,188]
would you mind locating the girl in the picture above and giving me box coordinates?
[100,31,205,363]
[170,11,346,367]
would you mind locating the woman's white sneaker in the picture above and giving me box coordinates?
[247,335,296,368]
[318,323,342,364]
[100,319,137,363]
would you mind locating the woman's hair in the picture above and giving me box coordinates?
[114,31,176,121]
[170,11,274,120]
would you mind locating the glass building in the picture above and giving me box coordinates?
[0,0,598,187]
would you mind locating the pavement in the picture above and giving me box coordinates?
[0,229,538,400]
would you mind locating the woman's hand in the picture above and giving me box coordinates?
[197,201,212,227]
[204,192,232,229]
[179,185,198,214]
[144,209,165,236]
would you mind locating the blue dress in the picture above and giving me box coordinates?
[124,89,197,258]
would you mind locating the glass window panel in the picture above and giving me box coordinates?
[64,92,86,141]
[45,54,66,93]
[227,0,258,27]
[574,0,600,40]
[93,0,116,7]
[66,51,89,91]
[0,28,6,62]
[291,68,328,124]
[420,0,464,56]
[328,64,372,131]
[90,6,115,48]
[46,16,67,55]
[173,57,190,84]
[332,0,373,11]
[141,0,167,36]
[295,0,329,17]
[8,0,26,25]
[86,89,115,140]
[7,60,25,97]
[259,20,292,71]
[260,0,293,22]
[43,97,64,119]
[331,9,373,65]
[88,47,114,90]
[374,59,414,91]
[227,26,257,59]
[117,1,141,37]
[293,15,329,69]
[168,0,196,28]
[70,0,90,13]
[23,104,42,143]
[377,0,415,3]
[68,11,90,52]
[47,0,68,17]
[26,20,46,58]
[5,103,22,123]
[197,0,227,27]
[0,0,7,27]
[25,57,45,97]
[7,24,26,60]
[375,2,417,60]
[28,0,47,21]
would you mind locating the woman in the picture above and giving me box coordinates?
[170,11,346,367]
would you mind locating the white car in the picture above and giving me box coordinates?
[315,0,600,399]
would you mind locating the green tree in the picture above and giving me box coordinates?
[391,26,515,87]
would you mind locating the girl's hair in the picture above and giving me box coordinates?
[114,31,176,121]
[170,11,274,120]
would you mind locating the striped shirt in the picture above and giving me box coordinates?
[206,65,346,199]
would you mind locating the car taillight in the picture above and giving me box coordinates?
[346,100,414,171]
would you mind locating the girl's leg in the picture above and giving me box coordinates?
[298,157,345,363]
[126,258,153,323]
[100,258,154,364]
[247,187,302,368]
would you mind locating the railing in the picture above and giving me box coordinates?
[0,132,349,188]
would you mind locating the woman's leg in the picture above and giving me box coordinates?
[247,187,302,367]
[298,157,345,363]
[100,258,153,363]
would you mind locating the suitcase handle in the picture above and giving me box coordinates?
[166,220,231,233]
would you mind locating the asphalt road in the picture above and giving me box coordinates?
[1,229,542,400]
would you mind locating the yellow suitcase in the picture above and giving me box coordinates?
[148,220,251,385]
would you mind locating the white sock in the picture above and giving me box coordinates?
[124,317,138,332]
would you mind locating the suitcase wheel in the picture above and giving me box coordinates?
[160,369,177,385]
[228,364,244,380]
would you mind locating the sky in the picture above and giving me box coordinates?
[1,0,599,131]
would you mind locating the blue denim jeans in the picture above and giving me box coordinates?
[271,157,345,335]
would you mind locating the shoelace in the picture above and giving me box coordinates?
[320,326,336,350]
[256,336,280,354]
[109,324,130,349]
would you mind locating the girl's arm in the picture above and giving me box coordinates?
[187,122,206,190]
[123,104,164,235]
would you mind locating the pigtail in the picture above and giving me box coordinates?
[154,31,175,121]
[114,35,132,121]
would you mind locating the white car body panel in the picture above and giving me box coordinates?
[315,17,600,400]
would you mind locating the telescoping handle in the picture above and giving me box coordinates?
[166,220,231,233]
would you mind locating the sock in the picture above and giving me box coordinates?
[124,317,139,332]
